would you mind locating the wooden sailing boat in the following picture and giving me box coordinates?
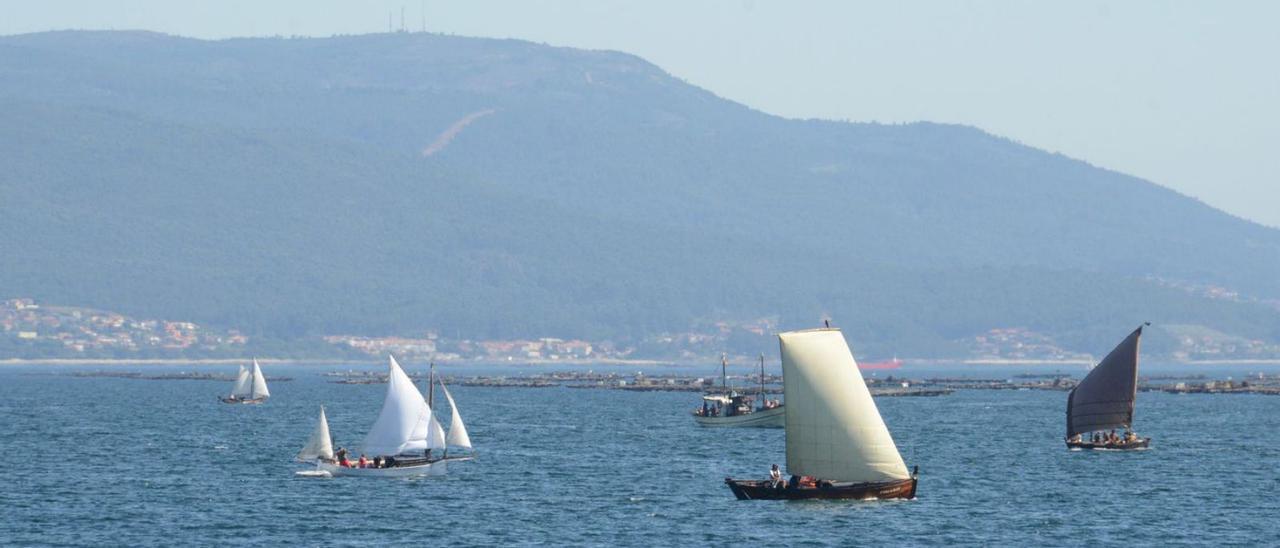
[1065,324,1152,450]
[313,356,472,477]
[725,327,918,500]
[692,354,785,428]
[220,359,270,404]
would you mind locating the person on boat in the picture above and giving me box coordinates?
[336,448,350,467]
[788,474,801,489]
[702,401,709,416]
[769,464,782,488]
[424,448,433,461]
[373,456,383,468]
[384,455,396,468]
[1068,433,1082,444]
[358,454,368,468]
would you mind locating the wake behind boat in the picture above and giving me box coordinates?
[1065,324,1152,451]
[220,359,269,404]
[300,356,474,478]
[692,354,784,428]
[725,327,918,500]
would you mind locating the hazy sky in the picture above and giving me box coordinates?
[4,1,1277,228]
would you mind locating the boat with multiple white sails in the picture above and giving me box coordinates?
[725,327,918,500]
[1065,323,1152,451]
[220,359,270,404]
[300,356,473,477]
[692,354,784,428]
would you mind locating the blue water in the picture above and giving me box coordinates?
[2,364,1278,546]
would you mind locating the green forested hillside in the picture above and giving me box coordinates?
[1,31,1278,357]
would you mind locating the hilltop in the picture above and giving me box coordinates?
[2,30,1278,358]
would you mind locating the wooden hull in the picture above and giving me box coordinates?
[692,405,785,428]
[724,477,917,501]
[1067,438,1151,451]
[220,396,266,404]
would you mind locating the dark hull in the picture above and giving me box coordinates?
[219,396,266,404]
[1066,438,1150,451]
[725,477,917,501]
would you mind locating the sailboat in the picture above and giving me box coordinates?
[1065,324,1152,450]
[220,359,270,404]
[295,406,336,477]
[725,327,919,500]
[312,356,472,477]
[297,406,335,462]
[692,354,785,428]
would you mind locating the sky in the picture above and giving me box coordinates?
[4,0,1277,228]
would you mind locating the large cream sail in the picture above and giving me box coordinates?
[781,329,909,483]
[230,365,252,398]
[442,382,472,449]
[362,355,428,456]
[250,359,270,399]
[297,406,334,461]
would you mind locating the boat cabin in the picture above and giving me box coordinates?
[696,393,753,417]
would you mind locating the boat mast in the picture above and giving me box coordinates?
[428,361,435,411]
[758,353,765,407]
[721,354,728,394]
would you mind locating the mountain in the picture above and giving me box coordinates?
[2,30,1278,358]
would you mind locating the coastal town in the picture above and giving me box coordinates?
[5,297,1280,362]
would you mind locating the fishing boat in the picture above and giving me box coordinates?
[220,359,270,404]
[725,327,919,500]
[1065,324,1152,451]
[311,356,473,477]
[693,354,784,428]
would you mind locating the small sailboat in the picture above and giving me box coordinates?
[312,356,472,477]
[220,359,270,404]
[725,327,918,500]
[692,354,785,428]
[297,406,335,462]
[295,406,335,477]
[1065,324,1152,450]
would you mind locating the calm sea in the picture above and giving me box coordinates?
[1,363,1277,546]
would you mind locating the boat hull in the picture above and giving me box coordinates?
[1066,438,1151,451]
[318,459,449,478]
[220,396,266,404]
[692,405,785,428]
[724,477,917,501]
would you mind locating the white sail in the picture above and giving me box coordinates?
[426,410,447,450]
[250,359,270,399]
[230,365,252,398]
[441,382,472,449]
[361,355,428,456]
[297,406,335,461]
[781,329,909,483]
[402,376,444,453]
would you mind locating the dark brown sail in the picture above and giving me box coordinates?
[1066,325,1144,438]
